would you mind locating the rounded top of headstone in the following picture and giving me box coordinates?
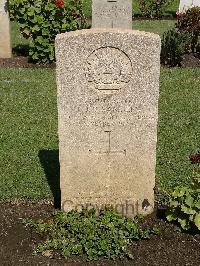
[55,29,161,42]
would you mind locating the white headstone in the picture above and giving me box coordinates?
[92,0,132,29]
[179,0,200,12]
[55,29,161,217]
[0,0,12,58]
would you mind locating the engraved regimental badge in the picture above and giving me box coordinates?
[86,47,132,93]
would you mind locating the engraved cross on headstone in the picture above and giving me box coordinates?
[90,131,126,156]
[92,0,132,29]
[107,0,117,29]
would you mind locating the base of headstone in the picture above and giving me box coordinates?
[61,194,154,217]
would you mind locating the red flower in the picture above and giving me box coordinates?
[55,0,64,7]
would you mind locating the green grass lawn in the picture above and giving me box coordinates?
[0,68,199,200]
[0,69,58,199]
[157,68,200,194]
[133,20,175,36]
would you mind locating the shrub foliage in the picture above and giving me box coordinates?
[161,28,192,66]
[161,7,200,66]
[176,7,200,53]
[138,0,175,18]
[166,176,200,231]
[10,0,87,63]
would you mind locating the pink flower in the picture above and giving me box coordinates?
[176,10,182,17]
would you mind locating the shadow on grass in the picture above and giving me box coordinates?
[165,11,177,18]
[12,44,29,57]
[39,150,61,209]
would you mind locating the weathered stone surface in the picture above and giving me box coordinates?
[179,0,200,12]
[92,0,132,29]
[56,29,161,217]
[0,0,11,58]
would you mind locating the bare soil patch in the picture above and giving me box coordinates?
[0,202,199,266]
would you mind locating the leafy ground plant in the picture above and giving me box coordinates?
[166,176,200,230]
[24,208,159,261]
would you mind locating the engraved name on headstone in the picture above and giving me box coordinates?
[92,0,132,29]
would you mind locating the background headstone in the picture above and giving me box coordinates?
[92,0,132,29]
[56,29,161,217]
[179,0,200,12]
[0,0,12,58]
